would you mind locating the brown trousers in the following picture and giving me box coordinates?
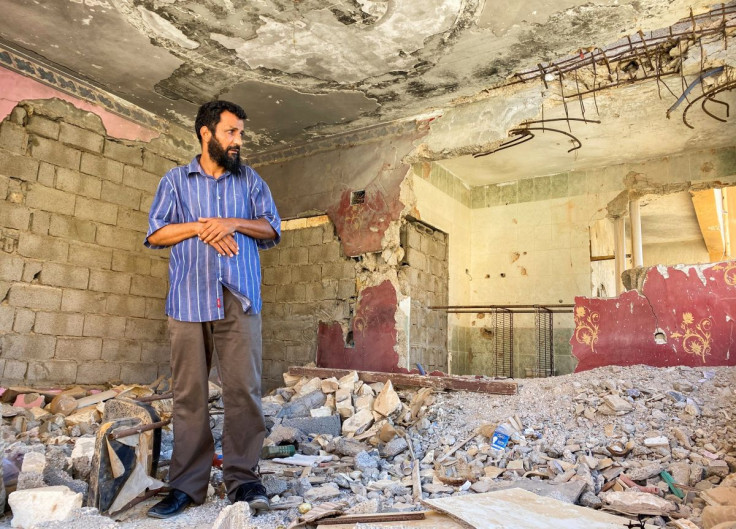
[167,288,266,503]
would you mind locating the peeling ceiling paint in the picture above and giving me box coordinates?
[0,0,734,185]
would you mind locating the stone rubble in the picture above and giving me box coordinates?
[0,364,734,528]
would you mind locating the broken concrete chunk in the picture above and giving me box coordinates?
[283,415,341,437]
[379,436,408,458]
[303,483,341,502]
[282,372,301,387]
[599,395,633,415]
[644,436,670,448]
[708,461,731,478]
[336,399,355,419]
[338,371,358,392]
[8,486,83,528]
[335,388,351,403]
[276,391,326,419]
[342,408,374,436]
[297,377,323,397]
[599,490,677,515]
[626,462,663,481]
[321,378,339,394]
[310,406,332,418]
[702,506,736,529]
[701,487,736,507]
[373,380,401,418]
[20,452,46,474]
[211,501,252,529]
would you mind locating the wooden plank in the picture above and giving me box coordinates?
[318,511,470,528]
[287,367,517,395]
[422,488,648,529]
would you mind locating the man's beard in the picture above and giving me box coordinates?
[208,136,241,173]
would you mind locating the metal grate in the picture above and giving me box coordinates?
[535,307,554,377]
[491,309,514,378]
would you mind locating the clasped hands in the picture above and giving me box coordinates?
[197,217,239,257]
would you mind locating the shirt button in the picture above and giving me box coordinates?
[219,277,222,281]
[217,195,221,199]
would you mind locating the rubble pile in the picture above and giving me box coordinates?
[0,364,734,528]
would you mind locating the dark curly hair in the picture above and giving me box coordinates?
[194,100,247,145]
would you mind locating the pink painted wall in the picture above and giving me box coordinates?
[572,261,736,370]
[0,67,158,142]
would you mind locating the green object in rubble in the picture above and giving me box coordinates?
[659,470,684,499]
[261,444,296,459]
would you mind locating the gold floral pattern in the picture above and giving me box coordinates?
[574,306,600,353]
[712,262,736,287]
[670,312,712,362]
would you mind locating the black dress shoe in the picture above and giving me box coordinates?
[147,489,194,519]
[234,481,270,513]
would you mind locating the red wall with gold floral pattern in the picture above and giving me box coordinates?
[572,261,736,371]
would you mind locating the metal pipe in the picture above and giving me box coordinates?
[630,199,644,267]
[614,216,626,295]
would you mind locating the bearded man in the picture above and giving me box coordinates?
[144,100,280,518]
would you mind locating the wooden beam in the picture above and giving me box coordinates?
[319,511,427,525]
[692,188,725,262]
[287,367,517,395]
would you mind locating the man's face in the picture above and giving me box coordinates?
[207,110,244,173]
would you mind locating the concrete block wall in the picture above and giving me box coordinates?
[260,220,357,391]
[0,100,184,386]
[399,220,449,373]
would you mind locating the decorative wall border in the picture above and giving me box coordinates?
[0,41,166,131]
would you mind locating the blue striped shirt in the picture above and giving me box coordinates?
[144,156,281,322]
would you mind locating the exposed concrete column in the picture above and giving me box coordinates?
[614,216,626,295]
[629,199,644,268]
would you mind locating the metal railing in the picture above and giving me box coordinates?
[431,304,574,378]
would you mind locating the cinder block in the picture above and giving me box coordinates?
[30,210,51,235]
[26,360,77,384]
[88,269,131,294]
[30,136,81,170]
[283,415,341,437]
[305,280,337,300]
[104,139,142,166]
[2,333,55,360]
[0,305,14,332]
[18,232,68,262]
[74,196,117,225]
[59,122,103,153]
[276,283,306,302]
[26,183,76,215]
[143,152,175,176]
[125,318,167,340]
[295,226,324,246]
[67,243,112,269]
[123,166,160,194]
[26,115,60,139]
[292,264,321,283]
[100,180,141,209]
[3,359,28,380]
[105,294,147,318]
[101,339,141,362]
[80,153,123,183]
[0,174,9,200]
[34,312,84,336]
[157,364,172,379]
[96,224,141,251]
[139,193,154,213]
[8,283,62,311]
[279,247,309,266]
[130,275,168,298]
[262,267,290,285]
[61,289,107,313]
[40,262,89,289]
[308,243,341,264]
[83,314,127,338]
[321,262,355,281]
[48,214,97,243]
[120,363,158,384]
[0,120,28,153]
[37,162,56,187]
[12,309,35,333]
[0,252,24,281]
[144,298,167,320]
[337,279,356,299]
[290,301,321,316]
[112,251,151,275]
[55,167,101,199]
[74,361,121,384]
[0,151,38,181]
[117,208,149,232]
[22,261,42,285]
[55,337,102,360]
[149,259,169,279]
[141,340,170,363]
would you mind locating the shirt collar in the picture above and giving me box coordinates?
[187,155,244,178]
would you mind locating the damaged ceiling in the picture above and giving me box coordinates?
[0,0,735,184]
